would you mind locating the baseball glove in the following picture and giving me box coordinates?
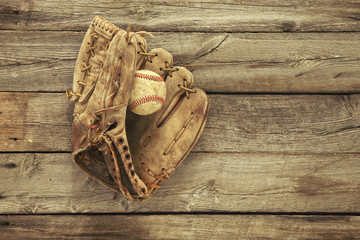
[67,16,209,201]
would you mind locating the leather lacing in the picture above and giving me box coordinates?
[69,22,198,196]
[88,123,102,146]
[141,112,195,189]
[138,45,196,98]
[159,61,177,77]
[141,113,194,190]
[141,162,170,189]
[126,24,155,45]
[87,105,126,146]
[179,80,197,98]
[138,42,156,62]
[66,28,99,99]
[134,33,198,190]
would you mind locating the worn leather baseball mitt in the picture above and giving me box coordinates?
[67,16,209,201]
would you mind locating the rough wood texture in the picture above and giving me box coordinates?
[1,31,360,93]
[1,0,360,32]
[1,92,360,153]
[1,214,360,239]
[1,153,359,213]
[1,1,360,238]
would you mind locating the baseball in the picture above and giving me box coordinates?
[128,70,166,115]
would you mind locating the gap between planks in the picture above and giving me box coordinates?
[1,214,360,239]
[1,0,360,32]
[2,212,360,216]
[2,93,360,153]
[1,152,360,213]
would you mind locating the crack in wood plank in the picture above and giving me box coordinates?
[194,34,229,60]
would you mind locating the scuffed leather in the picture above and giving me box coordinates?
[69,16,210,201]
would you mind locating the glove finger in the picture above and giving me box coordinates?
[157,66,194,126]
[139,48,173,77]
[139,48,194,115]
[133,87,210,200]
[71,17,150,200]
[69,16,120,115]
[72,16,125,194]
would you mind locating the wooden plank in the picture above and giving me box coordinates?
[1,93,360,153]
[1,31,360,93]
[1,0,360,32]
[1,214,360,239]
[1,153,359,213]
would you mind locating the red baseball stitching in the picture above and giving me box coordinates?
[129,94,165,110]
[135,72,164,82]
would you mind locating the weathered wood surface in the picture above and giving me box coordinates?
[1,1,359,238]
[1,153,359,213]
[1,31,360,93]
[1,214,360,239]
[1,0,360,32]
[1,92,360,153]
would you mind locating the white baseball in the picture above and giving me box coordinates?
[128,70,166,115]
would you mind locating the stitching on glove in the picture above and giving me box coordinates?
[179,79,197,98]
[164,112,194,155]
[93,16,117,34]
[147,183,160,189]
[159,62,196,98]
[66,26,99,100]
[81,62,92,75]
[138,42,156,62]
[90,31,99,39]
[159,62,178,77]
[77,81,87,86]
[88,123,103,146]
[129,95,165,111]
[87,43,96,57]
[66,90,82,99]
[141,162,170,189]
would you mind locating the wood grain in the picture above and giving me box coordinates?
[1,92,360,153]
[1,152,360,214]
[1,31,360,93]
[1,214,360,239]
[1,1,358,238]
[1,0,360,32]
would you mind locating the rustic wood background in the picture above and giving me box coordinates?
[1,0,360,239]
